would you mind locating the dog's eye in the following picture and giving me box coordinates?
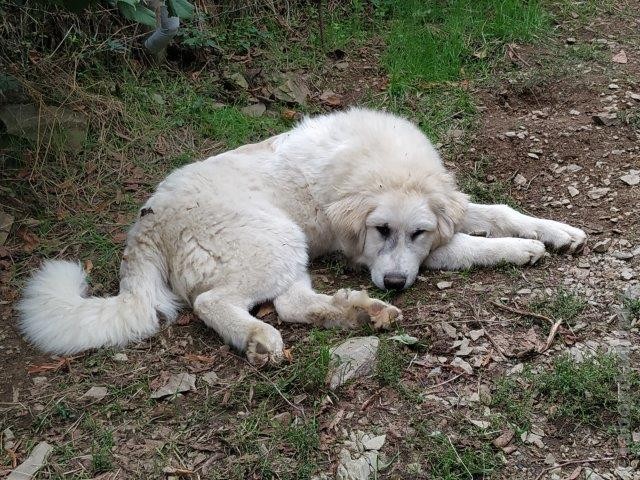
[376,225,391,238]
[411,229,426,240]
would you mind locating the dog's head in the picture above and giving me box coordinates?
[327,182,467,291]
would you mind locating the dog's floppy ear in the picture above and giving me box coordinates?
[325,194,374,257]
[430,189,468,248]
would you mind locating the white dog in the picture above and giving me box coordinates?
[18,109,586,365]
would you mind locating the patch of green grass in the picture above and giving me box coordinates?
[492,375,534,431]
[624,297,640,319]
[530,289,586,325]
[423,433,499,480]
[536,354,640,428]
[82,417,115,474]
[493,354,640,433]
[224,406,321,480]
[376,337,406,386]
[621,108,640,131]
[383,0,551,92]
[459,157,518,207]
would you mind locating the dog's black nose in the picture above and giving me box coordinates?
[383,274,407,290]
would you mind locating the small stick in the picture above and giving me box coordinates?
[491,300,554,325]
[539,318,563,353]
[423,373,462,394]
[533,456,616,480]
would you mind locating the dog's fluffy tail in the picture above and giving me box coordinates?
[17,259,181,354]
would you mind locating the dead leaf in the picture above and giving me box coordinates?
[319,90,343,107]
[565,466,582,480]
[282,109,301,121]
[84,259,93,274]
[612,50,628,64]
[283,348,294,362]
[0,211,14,246]
[176,312,196,326]
[493,428,515,448]
[256,303,275,319]
[27,356,78,374]
[17,227,39,253]
[184,354,215,364]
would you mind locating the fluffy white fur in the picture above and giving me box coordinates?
[18,108,586,364]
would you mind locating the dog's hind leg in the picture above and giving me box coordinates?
[193,290,284,366]
[274,274,402,331]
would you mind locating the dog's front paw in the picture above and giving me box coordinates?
[497,238,546,266]
[332,289,402,330]
[533,220,586,254]
[246,323,284,367]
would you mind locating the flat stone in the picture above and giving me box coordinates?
[81,386,108,401]
[0,104,88,153]
[437,281,453,290]
[592,238,611,253]
[362,434,386,451]
[7,442,53,480]
[569,109,580,116]
[112,353,128,362]
[587,187,610,199]
[201,371,220,386]
[567,186,580,197]
[468,329,485,341]
[612,251,634,261]
[620,170,640,186]
[451,357,473,375]
[609,83,620,90]
[150,372,196,399]
[592,113,619,126]
[621,268,637,281]
[566,164,583,173]
[241,102,266,118]
[327,337,379,390]
[514,174,527,186]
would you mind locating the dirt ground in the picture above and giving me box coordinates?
[1,2,640,480]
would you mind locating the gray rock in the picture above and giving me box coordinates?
[587,187,610,199]
[437,281,453,290]
[150,372,196,399]
[112,353,128,362]
[612,251,634,261]
[201,371,220,386]
[620,268,637,281]
[567,186,580,197]
[241,102,266,118]
[451,357,473,375]
[592,238,611,253]
[584,467,606,480]
[81,386,108,401]
[592,113,619,126]
[620,170,640,186]
[336,431,386,480]
[327,337,379,390]
[7,441,53,480]
[514,174,527,186]
[0,103,88,153]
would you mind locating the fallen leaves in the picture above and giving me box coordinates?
[26,356,79,374]
[612,50,628,64]
[150,372,196,399]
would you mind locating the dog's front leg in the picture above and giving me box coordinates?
[423,233,546,271]
[458,203,586,254]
